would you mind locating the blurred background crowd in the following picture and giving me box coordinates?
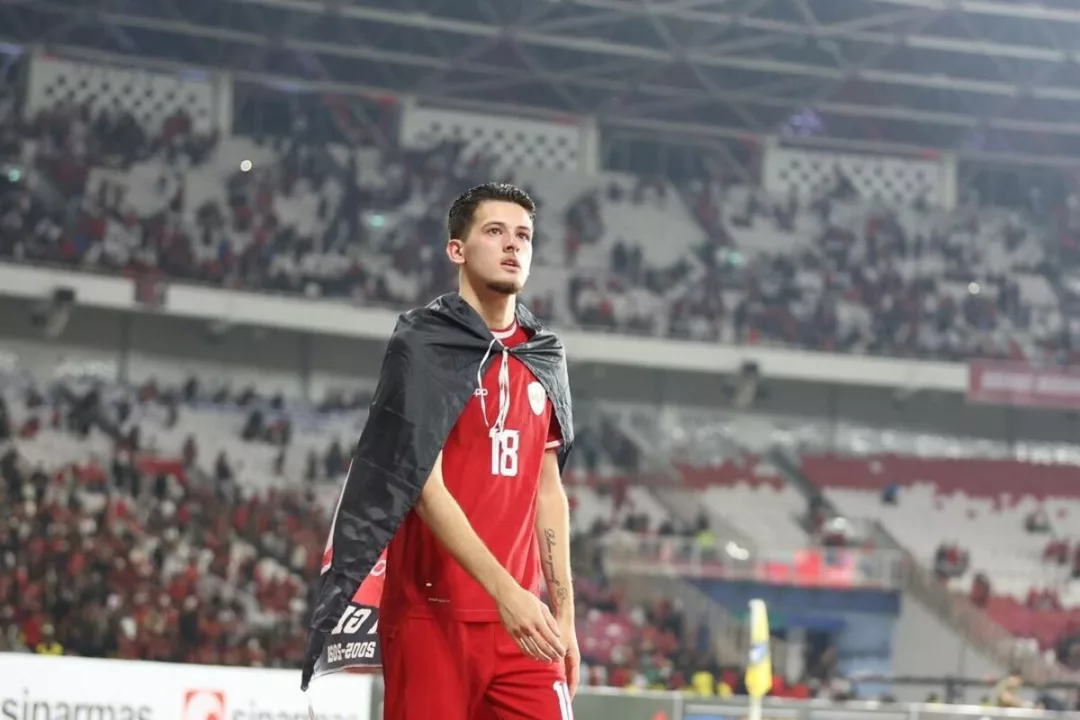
[5,2,1080,711]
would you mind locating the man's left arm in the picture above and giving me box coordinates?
[536,447,580,696]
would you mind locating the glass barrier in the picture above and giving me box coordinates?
[368,672,1080,720]
[599,531,904,590]
[682,699,1080,720]
[574,690,1080,720]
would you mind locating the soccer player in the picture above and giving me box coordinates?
[378,183,579,720]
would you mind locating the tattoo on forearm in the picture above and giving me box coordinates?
[542,528,571,606]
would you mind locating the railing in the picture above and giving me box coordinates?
[600,408,758,550]
[598,530,907,679]
[767,445,1068,684]
[676,697,1080,720]
[600,530,904,590]
[861,519,1071,685]
[651,481,759,553]
[614,571,750,673]
[898,549,1069,685]
[596,525,1078,685]
[368,676,1080,720]
[601,529,1075,683]
[597,531,794,676]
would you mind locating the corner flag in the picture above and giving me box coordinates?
[745,599,772,720]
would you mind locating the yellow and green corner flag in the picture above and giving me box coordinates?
[745,599,773,720]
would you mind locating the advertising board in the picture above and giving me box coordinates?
[968,361,1080,410]
[5,655,1077,720]
[0,654,372,720]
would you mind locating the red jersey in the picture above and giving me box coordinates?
[381,321,561,627]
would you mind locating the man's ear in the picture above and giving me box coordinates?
[446,238,465,266]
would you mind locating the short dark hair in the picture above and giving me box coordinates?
[447,183,536,240]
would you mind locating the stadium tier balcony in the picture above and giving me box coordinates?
[599,530,900,591]
[0,93,1068,364]
[2,371,738,691]
[7,61,1080,695]
[803,454,1080,650]
[627,402,1080,659]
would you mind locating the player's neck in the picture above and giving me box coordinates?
[459,283,516,331]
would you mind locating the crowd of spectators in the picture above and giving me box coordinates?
[0,372,773,697]
[6,72,1080,708]
[0,377,322,667]
[682,175,1073,362]
[0,84,1074,365]
[6,367,1079,704]
[1,103,470,307]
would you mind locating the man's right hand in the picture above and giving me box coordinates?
[495,582,566,662]
[413,464,565,662]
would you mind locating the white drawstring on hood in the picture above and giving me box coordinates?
[477,331,513,437]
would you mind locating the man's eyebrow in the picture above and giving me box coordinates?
[482,220,532,233]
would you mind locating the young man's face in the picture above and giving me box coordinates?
[449,200,534,296]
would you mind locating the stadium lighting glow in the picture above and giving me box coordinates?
[240,160,252,172]
[725,541,750,560]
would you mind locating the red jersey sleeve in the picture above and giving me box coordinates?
[545,410,562,451]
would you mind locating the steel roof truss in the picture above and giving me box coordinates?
[511,42,593,115]
[226,0,1080,113]
[855,0,1080,26]
[12,0,1080,158]
[16,0,1080,140]
[432,56,648,99]
[579,0,1074,66]
[637,6,767,129]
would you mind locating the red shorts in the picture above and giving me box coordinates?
[381,616,573,720]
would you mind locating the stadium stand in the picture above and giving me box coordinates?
[0,90,1067,364]
[5,47,1080,711]
[628,402,1080,670]
[4,365,782,693]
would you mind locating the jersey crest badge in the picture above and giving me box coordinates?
[527,382,546,416]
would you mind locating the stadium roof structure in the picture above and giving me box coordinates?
[7,0,1080,165]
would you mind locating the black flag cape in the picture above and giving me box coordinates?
[301,292,574,690]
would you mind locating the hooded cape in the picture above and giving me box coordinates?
[301,293,574,690]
